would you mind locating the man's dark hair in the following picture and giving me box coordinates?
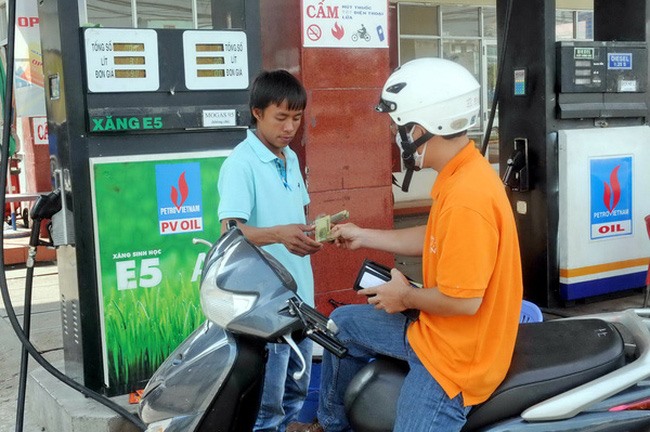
[249,70,307,125]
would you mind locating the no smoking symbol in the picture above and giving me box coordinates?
[307,24,322,41]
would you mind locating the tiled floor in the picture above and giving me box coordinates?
[3,225,56,266]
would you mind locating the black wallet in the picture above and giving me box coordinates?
[353,259,420,320]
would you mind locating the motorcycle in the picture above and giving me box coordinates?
[345,309,650,431]
[138,223,347,432]
[140,223,650,431]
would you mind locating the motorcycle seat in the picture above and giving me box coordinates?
[344,318,625,432]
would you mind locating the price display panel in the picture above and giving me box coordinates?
[84,28,160,93]
[183,30,249,90]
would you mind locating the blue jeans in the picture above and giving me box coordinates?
[255,337,313,432]
[317,304,470,432]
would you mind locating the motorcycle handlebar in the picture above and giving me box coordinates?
[307,329,348,359]
[297,300,331,329]
[289,299,348,359]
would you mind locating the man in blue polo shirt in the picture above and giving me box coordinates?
[218,69,323,432]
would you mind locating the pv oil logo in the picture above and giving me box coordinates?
[156,163,204,235]
[590,156,633,239]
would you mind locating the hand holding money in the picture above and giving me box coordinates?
[314,210,350,242]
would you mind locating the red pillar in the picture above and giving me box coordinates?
[261,1,394,314]
[21,116,51,237]
[21,116,51,194]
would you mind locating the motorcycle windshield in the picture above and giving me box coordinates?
[139,321,236,427]
[212,228,297,296]
[201,228,303,339]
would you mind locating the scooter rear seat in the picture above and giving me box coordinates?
[464,318,625,429]
[345,318,625,432]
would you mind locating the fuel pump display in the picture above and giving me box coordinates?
[84,29,160,92]
[556,42,650,301]
[496,0,650,307]
[183,31,248,90]
[39,0,262,396]
[557,42,647,94]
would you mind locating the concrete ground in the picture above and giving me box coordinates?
[0,216,648,431]
[0,227,138,432]
[0,257,62,432]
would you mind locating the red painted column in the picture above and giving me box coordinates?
[21,116,51,194]
[261,1,394,314]
[20,116,51,236]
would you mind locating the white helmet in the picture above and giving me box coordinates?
[376,58,480,136]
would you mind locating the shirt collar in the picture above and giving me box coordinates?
[246,129,284,163]
[431,141,477,200]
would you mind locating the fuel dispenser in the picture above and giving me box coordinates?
[38,0,261,395]
[497,0,650,307]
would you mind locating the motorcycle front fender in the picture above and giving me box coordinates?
[139,321,237,428]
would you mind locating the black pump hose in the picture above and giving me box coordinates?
[14,215,42,432]
[0,0,145,430]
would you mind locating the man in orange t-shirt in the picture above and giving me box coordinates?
[287,58,523,432]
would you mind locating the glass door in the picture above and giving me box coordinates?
[482,41,498,130]
[482,41,499,165]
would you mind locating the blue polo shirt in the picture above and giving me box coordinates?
[217,130,314,305]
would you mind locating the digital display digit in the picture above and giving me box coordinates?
[198,70,226,77]
[115,69,147,78]
[196,43,224,52]
[114,56,146,65]
[113,43,145,52]
[196,57,226,65]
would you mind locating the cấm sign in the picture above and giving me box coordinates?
[302,0,388,49]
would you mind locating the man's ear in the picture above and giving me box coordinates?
[252,107,264,122]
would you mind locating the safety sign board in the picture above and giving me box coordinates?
[31,116,48,145]
[590,156,633,240]
[302,0,388,49]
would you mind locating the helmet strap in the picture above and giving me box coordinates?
[397,125,433,192]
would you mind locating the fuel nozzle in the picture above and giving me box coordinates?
[502,138,529,192]
[25,190,63,265]
[30,189,62,221]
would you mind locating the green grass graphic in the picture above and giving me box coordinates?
[104,275,205,394]
[93,156,225,394]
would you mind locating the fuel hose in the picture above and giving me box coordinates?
[0,0,145,430]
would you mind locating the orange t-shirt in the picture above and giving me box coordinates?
[407,142,523,406]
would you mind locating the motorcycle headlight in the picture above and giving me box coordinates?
[200,256,257,327]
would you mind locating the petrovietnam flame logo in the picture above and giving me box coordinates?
[602,165,621,213]
[170,172,189,210]
[332,22,345,40]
